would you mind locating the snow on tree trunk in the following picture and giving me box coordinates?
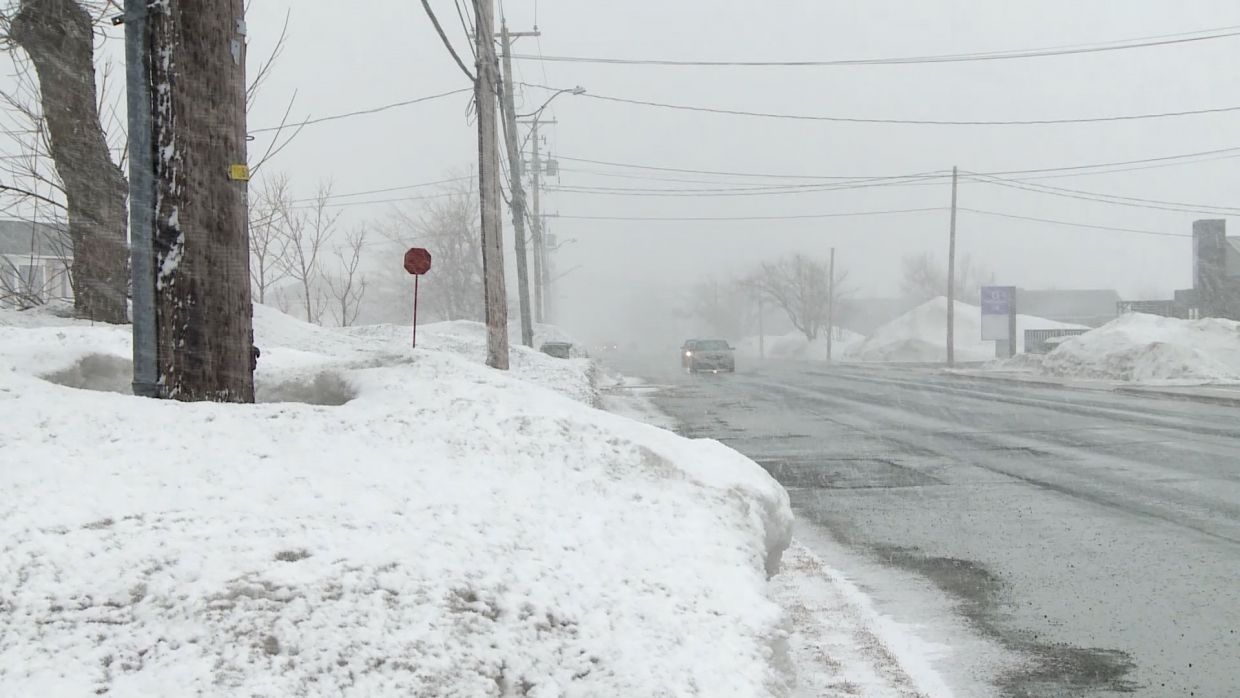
[150,0,255,402]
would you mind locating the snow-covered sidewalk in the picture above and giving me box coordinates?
[1,306,793,696]
[600,374,949,698]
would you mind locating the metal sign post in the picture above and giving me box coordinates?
[404,248,432,348]
[980,286,1017,358]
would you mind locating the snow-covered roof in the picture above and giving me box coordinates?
[0,219,67,257]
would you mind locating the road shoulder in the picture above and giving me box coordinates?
[945,368,1240,407]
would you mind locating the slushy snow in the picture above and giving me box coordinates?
[0,305,794,696]
[1012,312,1240,384]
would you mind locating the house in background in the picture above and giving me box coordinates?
[0,219,72,308]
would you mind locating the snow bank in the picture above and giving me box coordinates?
[850,296,1085,363]
[735,329,866,362]
[1025,313,1240,383]
[0,305,793,696]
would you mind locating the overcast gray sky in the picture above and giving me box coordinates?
[23,1,1240,342]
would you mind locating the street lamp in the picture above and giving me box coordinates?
[518,86,586,120]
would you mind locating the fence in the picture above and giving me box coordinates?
[1024,328,1089,355]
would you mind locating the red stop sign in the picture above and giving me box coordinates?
[403,247,432,275]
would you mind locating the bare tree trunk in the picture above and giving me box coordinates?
[10,0,128,323]
[150,0,254,401]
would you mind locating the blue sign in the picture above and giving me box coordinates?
[980,286,1014,315]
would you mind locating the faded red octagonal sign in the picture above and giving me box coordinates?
[403,247,432,275]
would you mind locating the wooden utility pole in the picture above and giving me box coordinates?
[757,296,765,359]
[498,21,536,347]
[827,247,836,363]
[529,117,545,323]
[474,0,510,369]
[149,0,255,401]
[946,166,958,368]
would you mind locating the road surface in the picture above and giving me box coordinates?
[607,355,1240,698]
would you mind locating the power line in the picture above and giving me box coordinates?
[554,206,946,221]
[555,154,944,181]
[512,24,1240,67]
[249,87,473,135]
[958,207,1189,238]
[544,172,949,197]
[289,190,462,211]
[551,204,1190,239]
[288,175,474,204]
[523,83,1240,126]
[553,145,1240,183]
[968,173,1240,215]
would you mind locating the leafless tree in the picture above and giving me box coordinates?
[376,177,484,323]
[325,227,367,327]
[900,252,993,304]
[275,180,337,324]
[248,174,291,304]
[680,276,753,339]
[746,253,848,342]
[2,0,129,323]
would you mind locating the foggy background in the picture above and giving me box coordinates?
[17,1,1240,346]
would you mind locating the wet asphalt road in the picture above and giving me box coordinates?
[608,355,1240,698]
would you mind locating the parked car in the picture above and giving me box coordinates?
[681,339,735,373]
[539,341,575,359]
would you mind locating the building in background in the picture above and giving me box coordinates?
[1014,289,1122,328]
[0,219,72,308]
[1174,219,1240,320]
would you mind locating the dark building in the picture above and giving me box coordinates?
[1185,219,1240,320]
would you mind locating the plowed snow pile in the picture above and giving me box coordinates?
[850,296,1084,363]
[0,305,793,697]
[1034,313,1240,383]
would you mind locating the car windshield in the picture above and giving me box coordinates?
[695,340,729,351]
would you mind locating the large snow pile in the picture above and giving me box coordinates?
[850,297,1085,363]
[1030,313,1240,383]
[735,328,866,362]
[0,305,793,696]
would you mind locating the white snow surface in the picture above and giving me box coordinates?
[0,305,794,697]
[1011,312,1240,383]
[735,329,867,362]
[850,297,1085,363]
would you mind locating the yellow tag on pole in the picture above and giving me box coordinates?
[228,164,251,182]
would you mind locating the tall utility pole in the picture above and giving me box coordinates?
[827,247,836,363]
[526,116,547,322]
[946,166,959,368]
[474,0,510,369]
[757,296,765,359]
[498,21,536,347]
[148,0,255,401]
[123,0,158,398]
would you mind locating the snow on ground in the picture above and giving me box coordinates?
[0,305,793,697]
[999,312,1240,384]
[735,329,867,363]
[599,369,957,698]
[850,297,1085,363]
